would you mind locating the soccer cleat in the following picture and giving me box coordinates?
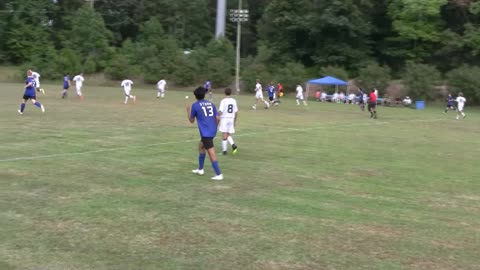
[463,114,467,119]
[41,105,45,113]
[17,110,23,115]
[232,144,238,155]
[192,169,204,175]
[40,88,45,95]
[252,105,256,110]
[222,151,227,155]
[211,174,224,181]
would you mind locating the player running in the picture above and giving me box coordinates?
[444,94,456,113]
[266,82,276,105]
[121,78,136,104]
[252,79,270,110]
[204,79,212,101]
[157,79,167,98]
[296,84,307,106]
[368,89,378,119]
[61,74,71,98]
[187,86,223,180]
[18,70,45,115]
[455,93,467,120]
[73,73,85,100]
[31,71,45,95]
[218,88,239,155]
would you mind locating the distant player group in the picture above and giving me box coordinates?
[17,70,469,180]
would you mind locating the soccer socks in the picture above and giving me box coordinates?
[62,90,67,98]
[34,101,42,108]
[222,140,228,152]
[212,160,221,176]
[198,153,206,170]
[227,136,234,146]
[124,96,129,104]
[296,99,300,105]
[20,103,26,112]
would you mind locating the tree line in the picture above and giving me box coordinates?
[1,0,480,103]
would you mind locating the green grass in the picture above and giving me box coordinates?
[1,82,479,270]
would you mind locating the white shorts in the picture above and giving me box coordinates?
[35,80,40,87]
[219,118,235,134]
[124,90,131,96]
[255,91,263,99]
[76,85,82,94]
[158,87,165,93]
[458,105,464,111]
[296,94,304,100]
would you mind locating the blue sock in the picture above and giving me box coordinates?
[212,161,221,175]
[20,103,26,112]
[198,153,206,170]
[34,101,41,108]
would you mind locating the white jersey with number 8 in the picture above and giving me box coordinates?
[219,97,238,119]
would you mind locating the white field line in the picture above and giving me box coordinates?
[0,118,445,163]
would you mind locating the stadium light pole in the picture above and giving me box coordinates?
[229,1,248,94]
[215,0,226,38]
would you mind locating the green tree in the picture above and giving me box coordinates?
[402,62,441,100]
[319,66,349,81]
[446,65,480,104]
[4,0,56,63]
[62,5,114,72]
[356,63,392,95]
[275,62,307,91]
[136,17,181,83]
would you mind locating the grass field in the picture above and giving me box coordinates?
[1,81,479,270]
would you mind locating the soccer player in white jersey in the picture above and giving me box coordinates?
[455,92,467,120]
[252,79,269,110]
[73,73,85,100]
[218,88,239,155]
[31,71,45,95]
[157,79,167,98]
[121,78,136,104]
[295,84,307,106]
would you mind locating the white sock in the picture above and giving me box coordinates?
[157,92,160,97]
[227,136,234,145]
[161,93,165,98]
[222,140,228,152]
[462,112,465,117]
[124,96,129,103]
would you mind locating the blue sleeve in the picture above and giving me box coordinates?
[213,105,218,117]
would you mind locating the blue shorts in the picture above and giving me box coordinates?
[64,85,69,89]
[23,94,36,100]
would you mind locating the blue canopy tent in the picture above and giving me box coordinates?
[306,76,348,100]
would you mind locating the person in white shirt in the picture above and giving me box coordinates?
[157,79,167,98]
[455,93,467,120]
[252,79,269,110]
[348,93,356,104]
[31,71,45,95]
[73,73,85,100]
[320,92,327,102]
[121,79,136,104]
[295,84,307,106]
[403,96,412,106]
[332,92,339,103]
[338,92,345,104]
[218,88,239,155]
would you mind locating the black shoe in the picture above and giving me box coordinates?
[232,144,238,155]
[222,151,227,155]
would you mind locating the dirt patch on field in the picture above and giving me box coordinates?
[254,261,321,270]
[406,257,456,270]
[346,169,382,178]
[346,224,404,238]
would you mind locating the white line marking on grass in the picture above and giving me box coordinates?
[0,118,445,163]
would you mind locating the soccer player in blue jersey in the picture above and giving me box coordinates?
[18,70,45,115]
[266,82,276,105]
[204,79,212,101]
[61,74,71,98]
[187,86,223,180]
[444,93,456,113]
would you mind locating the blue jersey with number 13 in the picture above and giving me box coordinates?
[190,100,218,137]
